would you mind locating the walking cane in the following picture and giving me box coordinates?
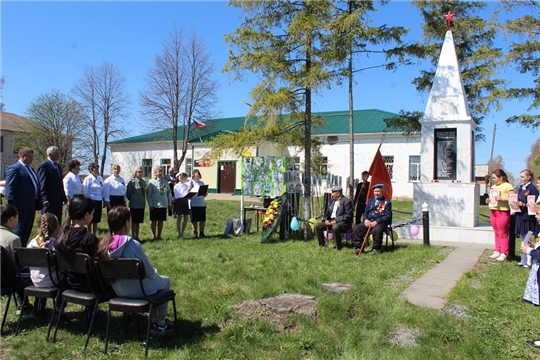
[358,225,372,257]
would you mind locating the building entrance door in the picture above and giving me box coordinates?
[218,161,235,194]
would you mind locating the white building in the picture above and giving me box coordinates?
[110,109,425,199]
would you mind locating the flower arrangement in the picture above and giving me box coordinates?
[160,181,168,195]
[262,198,281,229]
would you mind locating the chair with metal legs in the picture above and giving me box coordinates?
[13,248,60,340]
[52,252,113,351]
[95,258,178,359]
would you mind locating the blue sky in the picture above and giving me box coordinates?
[1,1,538,180]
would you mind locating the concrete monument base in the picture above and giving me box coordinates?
[392,222,493,245]
[413,183,480,227]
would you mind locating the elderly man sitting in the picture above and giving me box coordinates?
[314,186,353,250]
[353,184,392,255]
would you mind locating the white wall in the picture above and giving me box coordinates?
[111,135,422,198]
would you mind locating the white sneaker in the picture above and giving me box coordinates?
[489,251,501,259]
[496,253,507,262]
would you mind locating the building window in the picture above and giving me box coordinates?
[160,159,172,175]
[288,156,301,171]
[185,158,192,177]
[319,157,328,179]
[142,159,152,178]
[409,156,421,181]
[0,136,3,152]
[383,156,394,180]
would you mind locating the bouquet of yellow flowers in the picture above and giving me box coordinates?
[261,193,288,243]
[262,198,280,229]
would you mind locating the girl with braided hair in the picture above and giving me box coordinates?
[27,213,69,320]
[27,213,62,286]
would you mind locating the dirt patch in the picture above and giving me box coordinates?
[387,325,421,347]
[442,304,470,319]
[322,282,355,294]
[0,346,11,360]
[232,293,317,333]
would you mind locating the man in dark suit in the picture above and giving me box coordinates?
[314,186,353,250]
[38,146,66,223]
[353,171,370,225]
[5,147,43,247]
[353,184,392,255]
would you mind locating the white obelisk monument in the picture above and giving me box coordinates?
[412,26,480,228]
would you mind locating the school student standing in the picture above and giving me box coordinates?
[486,169,515,262]
[173,173,191,239]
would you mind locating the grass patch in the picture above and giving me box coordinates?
[1,200,521,359]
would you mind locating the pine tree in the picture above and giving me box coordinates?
[218,0,343,238]
[496,0,540,129]
[385,1,505,141]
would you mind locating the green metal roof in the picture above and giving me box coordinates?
[112,109,399,144]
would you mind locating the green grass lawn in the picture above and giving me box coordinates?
[2,200,533,359]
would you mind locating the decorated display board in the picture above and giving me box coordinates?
[242,156,287,197]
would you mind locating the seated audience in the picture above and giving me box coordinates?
[95,206,174,334]
[27,213,69,321]
[314,186,353,250]
[54,194,99,292]
[353,184,392,255]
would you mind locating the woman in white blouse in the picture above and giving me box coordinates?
[103,164,127,211]
[82,162,104,234]
[63,159,82,205]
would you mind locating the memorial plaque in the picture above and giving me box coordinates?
[434,128,457,180]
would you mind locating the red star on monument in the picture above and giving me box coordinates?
[445,11,455,30]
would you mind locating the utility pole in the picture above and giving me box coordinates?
[487,123,496,191]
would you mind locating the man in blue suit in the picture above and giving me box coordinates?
[5,147,43,247]
[38,146,66,223]
[353,184,392,255]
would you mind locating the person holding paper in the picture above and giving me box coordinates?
[512,170,539,267]
[190,170,208,238]
[486,169,515,262]
[174,173,191,239]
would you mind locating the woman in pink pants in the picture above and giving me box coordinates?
[486,169,515,262]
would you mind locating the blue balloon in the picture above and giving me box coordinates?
[290,216,299,231]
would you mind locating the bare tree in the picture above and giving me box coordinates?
[140,25,218,170]
[16,89,85,170]
[72,61,130,173]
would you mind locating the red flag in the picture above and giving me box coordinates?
[193,118,206,128]
[366,144,392,203]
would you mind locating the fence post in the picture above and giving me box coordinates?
[422,202,430,246]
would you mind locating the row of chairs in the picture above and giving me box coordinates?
[1,247,178,358]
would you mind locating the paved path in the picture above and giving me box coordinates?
[399,240,489,309]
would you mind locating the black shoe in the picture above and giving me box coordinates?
[354,248,360,255]
[150,319,174,335]
[200,232,206,238]
[527,339,540,348]
[193,232,198,238]
[371,249,380,255]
